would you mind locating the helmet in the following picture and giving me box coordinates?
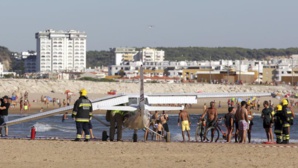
[282,99,288,106]
[80,89,87,96]
[276,104,282,111]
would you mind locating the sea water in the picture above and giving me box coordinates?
[5,114,298,143]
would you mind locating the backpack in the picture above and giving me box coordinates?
[263,108,272,125]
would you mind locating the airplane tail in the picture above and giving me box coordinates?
[139,65,150,127]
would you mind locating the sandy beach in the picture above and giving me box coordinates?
[0,140,297,168]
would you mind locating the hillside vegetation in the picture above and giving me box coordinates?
[0,46,12,70]
[1,46,298,72]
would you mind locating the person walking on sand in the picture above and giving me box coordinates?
[0,96,11,137]
[261,101,274,142]
[178,110,191,142]
[72,89,93,142]
[224,107,235,143]
[156,120,163,141]
[281,99,294,144]
[201,101,218,142]
[246,102,254,143]
[237,101,248,143]
[160,111,169,137]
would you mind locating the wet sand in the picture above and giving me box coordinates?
[0,139,297,168]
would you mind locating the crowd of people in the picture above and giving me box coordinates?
[0,88,296,144]
[222,98,295,144]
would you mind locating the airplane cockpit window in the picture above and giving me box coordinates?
[128,97,138,105]
[128,97,149,105]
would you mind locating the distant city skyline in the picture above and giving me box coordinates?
[1,0,298,52]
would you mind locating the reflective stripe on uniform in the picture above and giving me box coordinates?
[274,130,282,134]
[76,134,82,138]
[85,135,90,140]
[283,123,290,127]
[72,112,77,115]
[79,103,92,107]
[75,118,90,122]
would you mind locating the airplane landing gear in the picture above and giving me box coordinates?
[102,131,108,141]
[166,132,171,142]
[133,129,137,142]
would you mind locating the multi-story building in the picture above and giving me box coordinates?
[110,48,139,66]
[35,29,87,72]
[22,51,37,73]
[24,55,37,73]
[139,47,164,62]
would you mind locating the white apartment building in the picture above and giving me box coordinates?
[140,47,164,62]
[110,48,139,65]
[35,29,87,72]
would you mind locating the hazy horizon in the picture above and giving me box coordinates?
[1,0,298,52]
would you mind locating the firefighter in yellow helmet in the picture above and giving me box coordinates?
[281,99,295,144]
[274,104,283,144]
[72,89,93,142]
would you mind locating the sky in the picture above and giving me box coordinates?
[1,0,298,52]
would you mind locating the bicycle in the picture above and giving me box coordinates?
[195,117,227,142]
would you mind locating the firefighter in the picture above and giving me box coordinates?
[72,89,93,142]
[274,104,283,144]
[109,109,124,141]
[281,99,294,144]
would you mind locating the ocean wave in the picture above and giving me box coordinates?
[33,122,75,133]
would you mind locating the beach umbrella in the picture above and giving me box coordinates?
[64,90,71,94]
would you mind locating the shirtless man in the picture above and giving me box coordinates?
[160,111,169,136]
[201,101,218,142]
[201,101,218,127]
[144,111,159,140]
[178,110,191,142]
[236,101,248,143]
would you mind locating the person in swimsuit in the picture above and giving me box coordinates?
[246,102,254,143]
[201,101,218,127]
[201,101,218,142]
[178,110,191,142]
[224,107,235,143]
[160,111,169,137]
[237,101,248,143]
[156,120,163,141]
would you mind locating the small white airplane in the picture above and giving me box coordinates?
[2,65,273,141]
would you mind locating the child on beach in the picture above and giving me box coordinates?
[156,120,163,141]
[224,107,235,143]
[62,112,68,122]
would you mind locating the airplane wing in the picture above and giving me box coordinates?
[97,106,137,111]
[2,94,128,127]
[97,105,184,112]
[146,92,271,104]
[195,92,272,98]
[144,105,184,111]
